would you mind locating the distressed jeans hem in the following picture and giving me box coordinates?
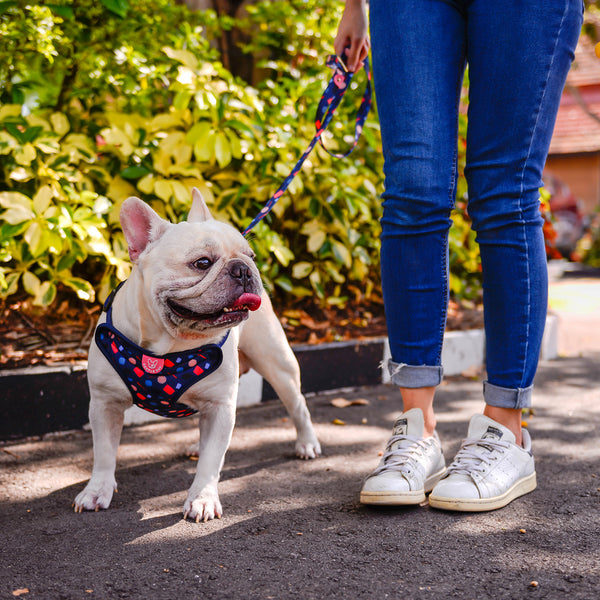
[388,360,444,388]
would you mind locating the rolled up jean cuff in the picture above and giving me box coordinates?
[483,380,533,409]
[387,360,444,388]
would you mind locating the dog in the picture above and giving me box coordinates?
[73,189,321,522]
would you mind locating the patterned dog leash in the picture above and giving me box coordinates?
[242,52,372,236]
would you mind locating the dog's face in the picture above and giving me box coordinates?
[120,189,263,339]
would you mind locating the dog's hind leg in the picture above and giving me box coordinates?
[239,294,321,459]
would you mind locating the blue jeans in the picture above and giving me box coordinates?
[370,0,582,408]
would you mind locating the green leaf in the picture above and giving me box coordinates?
[35,281,57,307]
[57,252,79,273]
[62,277,95,301]
[0,221,29,240]
[47,4,75,19]
[173,91,192,111]
[50,112,70,136]
[121,166,151,180]
[14,143,37,166]
[0,272,20,297]
[100,0,128,18]
[292,262,313,279]
[22,271,41,296]
[0,2,17,15]
[21,126,43,144]
[332,240,352,268]
[5,123,24,144]
[24,222,48,257]
[306,230,326,253]
[214,133,232,168]
[2,206,35,225]
[186,121,212,145]
[274,276,293,292]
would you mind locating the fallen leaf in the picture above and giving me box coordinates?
[332,418,346,425]
[12,590,29,597]
[331,397,351,408]
[330,398,370,408]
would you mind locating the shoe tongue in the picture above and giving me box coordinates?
[467,414,516,450]
[389,408,424,450]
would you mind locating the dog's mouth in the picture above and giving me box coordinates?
[167,293,262,326]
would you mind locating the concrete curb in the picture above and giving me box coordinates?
[0,315,559,440]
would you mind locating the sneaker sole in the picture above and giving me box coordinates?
[360,467,446,506]
[428,471,537,512]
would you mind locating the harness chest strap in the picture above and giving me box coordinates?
[95,289,229,418]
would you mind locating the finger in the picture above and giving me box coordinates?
[333,34,349,60]
[346,41,362,72]
[348,39,370,72]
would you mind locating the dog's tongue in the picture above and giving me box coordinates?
[231,293,261,311]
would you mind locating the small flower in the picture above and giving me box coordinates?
[334,72,346,89]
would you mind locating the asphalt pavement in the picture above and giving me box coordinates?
[2,349,599,599]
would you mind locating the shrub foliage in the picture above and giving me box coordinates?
[0,0,482,314]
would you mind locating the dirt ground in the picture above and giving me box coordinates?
[1,352,599,600]
[0,295,484,370]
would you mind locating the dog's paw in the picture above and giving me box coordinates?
[295,436,322,460]
[73,478,117,513]
[183,492,222,523]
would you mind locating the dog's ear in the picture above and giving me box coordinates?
[120,197,170,263]
[187,188,214,223]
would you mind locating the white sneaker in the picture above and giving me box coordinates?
[429,414,536,512]
[360,408,446,505]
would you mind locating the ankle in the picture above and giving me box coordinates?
[483,405,523,446]
[400,386,437,438]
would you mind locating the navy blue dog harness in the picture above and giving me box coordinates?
[95,287,228,418]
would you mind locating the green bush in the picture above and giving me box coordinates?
[0,105,130,305]
[0,0,221,113]
[0,0,481,315]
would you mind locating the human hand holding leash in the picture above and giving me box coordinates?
[334,0,370,73]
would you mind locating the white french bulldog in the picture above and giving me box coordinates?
[73,189,321,522]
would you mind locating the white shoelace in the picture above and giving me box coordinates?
[369,434,434,478]
[446,438,511,477]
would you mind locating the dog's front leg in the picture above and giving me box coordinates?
[73,396,126,512]
[183,400,236,522]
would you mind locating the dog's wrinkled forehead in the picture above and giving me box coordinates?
[157,220,252,266]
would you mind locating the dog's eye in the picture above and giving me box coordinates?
[192,257,213,271]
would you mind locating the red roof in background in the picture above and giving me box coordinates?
[549,37,600,155]
[565,37,600,87]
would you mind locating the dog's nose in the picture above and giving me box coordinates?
[229,260,253,288]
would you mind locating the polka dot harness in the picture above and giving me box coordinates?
[95,287,229,418]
